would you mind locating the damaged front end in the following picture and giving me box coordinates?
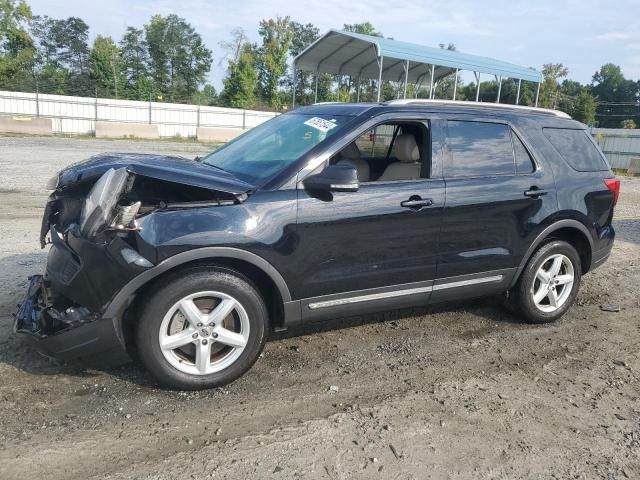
[16,154,252,363]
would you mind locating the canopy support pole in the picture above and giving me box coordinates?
[516,79,521,105]
[376,56,384,102]
[453,68,459,100]
[403,60,409,98]
[314,71,319,103]
[356,76,361,102]
[475,72,481,102]
[535,82,540,107]
[415,70,428,99]
[429,64,435,99]
[496,75,502,103]
[292,64,297,108]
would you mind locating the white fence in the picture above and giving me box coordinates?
[0,90,277,137]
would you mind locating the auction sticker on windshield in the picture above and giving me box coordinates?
[304,117,337,133]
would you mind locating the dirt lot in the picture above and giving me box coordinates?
[0,135,639,480]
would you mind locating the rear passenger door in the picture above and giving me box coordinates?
[432,118,557,302]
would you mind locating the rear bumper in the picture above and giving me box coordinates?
[590,224,615,272]
[590,247,612,271]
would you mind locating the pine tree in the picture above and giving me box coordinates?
[220,43,257,109]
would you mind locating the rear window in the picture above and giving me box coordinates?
[446,121,515,178]
[543,128,609,172]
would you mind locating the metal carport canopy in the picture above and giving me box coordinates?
[294,29,542,99]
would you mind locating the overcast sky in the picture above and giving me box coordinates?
[28,0,640,88]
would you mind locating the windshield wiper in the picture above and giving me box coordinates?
[202,162,228,173]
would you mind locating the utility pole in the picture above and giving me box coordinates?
[35,77,40,118]
[111,53,118,100]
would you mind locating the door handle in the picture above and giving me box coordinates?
[524,187,548,198]
[401,197,434,210]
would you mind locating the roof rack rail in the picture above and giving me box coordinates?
[383,99,571,119]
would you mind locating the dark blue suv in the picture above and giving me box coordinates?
[15,100,619,389]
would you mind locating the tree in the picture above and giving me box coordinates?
[218,27,248,65]
[119,26,150,99]
[539,63,568,108]
[343,22,381,37]
[220,43,257,108]
[592,63,628,100]
[89,35,124,98]
[432,43,463,100]
[192,83,218,106]
[334,22,384,102]
[31,15,91,95]
[461,79,498,103]
[0,0,36,91]
[621,119,637,129]
[144,14,212,102]
[286,21,319,105]
[32,16,89,73]
[572,91,597,125]
[0,0,32,54]
[592,64,640,127]
[256,16,292,108]
[552,81,597,124]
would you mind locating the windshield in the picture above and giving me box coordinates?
[201,113,350,184]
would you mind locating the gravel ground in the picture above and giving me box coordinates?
[0,136,639,480]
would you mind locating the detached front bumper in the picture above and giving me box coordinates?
[13,226,149,364]
[15,276,130,363]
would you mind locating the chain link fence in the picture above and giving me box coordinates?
[0,90,277,137]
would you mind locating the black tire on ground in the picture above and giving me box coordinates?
[135,267,269,390]
[508,240,582,324]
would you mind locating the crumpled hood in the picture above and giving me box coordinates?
[56,152,254,196]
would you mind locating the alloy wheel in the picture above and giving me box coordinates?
[531,253,575,313]
[158,291,250,375]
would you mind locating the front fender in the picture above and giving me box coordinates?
[103,246,293,319]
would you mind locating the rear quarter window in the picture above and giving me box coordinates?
[543,128,609,172]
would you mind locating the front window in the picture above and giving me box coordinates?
[201,113,350,184]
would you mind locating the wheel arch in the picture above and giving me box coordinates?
[510,219,594,288]
[104,247,291,331]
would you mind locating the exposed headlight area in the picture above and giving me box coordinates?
[79,167,131,239]
[113,201,142,229]
[45,174,59,190]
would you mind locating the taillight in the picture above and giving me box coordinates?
[604,178,620,207]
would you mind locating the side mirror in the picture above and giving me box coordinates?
[303,163,359,193]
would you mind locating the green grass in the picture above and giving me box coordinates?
[612,167,640,177]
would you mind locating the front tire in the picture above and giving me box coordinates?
[136,267,268,390]
[509,240,582,324]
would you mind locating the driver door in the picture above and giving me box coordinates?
[292,119,446,322]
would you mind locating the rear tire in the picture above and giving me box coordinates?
[136,267,268,390]
[509,240,581,324]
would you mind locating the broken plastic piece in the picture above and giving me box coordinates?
[599,304,621,312]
